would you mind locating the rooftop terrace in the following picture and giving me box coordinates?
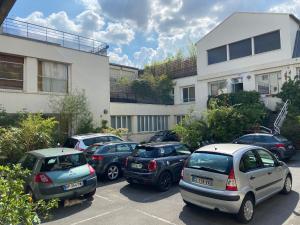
[0,18,109,56]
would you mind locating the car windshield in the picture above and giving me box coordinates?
[40,153,87,172]
[132,147,160,158]
[274,135,288,142]
[63,138,78,148]
[187,152,233,175]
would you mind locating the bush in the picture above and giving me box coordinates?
[0,164,58,225]
[0,114,57,164]
[278,78,300,110]
[281,111,300,149]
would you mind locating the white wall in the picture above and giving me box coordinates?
[0,35,110,123]
[173,75,197,105]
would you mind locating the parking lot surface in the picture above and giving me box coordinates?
[44,156,300,225]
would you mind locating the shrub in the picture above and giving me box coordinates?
[278,78,300,110]
[0,164,58,225]
[281,111,300,149]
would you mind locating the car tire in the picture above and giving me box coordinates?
[281,175,292,194]
[126,178,134,185]
[106,164,120,181]
[157,171,172,192]
[183,200,194,207]
[236,195,254,224]
[84,189,96,199]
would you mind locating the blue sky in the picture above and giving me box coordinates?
[8,0,299,68]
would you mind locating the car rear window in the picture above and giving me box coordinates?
[40,153,87,172]
[63,138,78,148]
[187,152,233,175]
[132,147,161,158]
[86,145,104,152]
[274,135,288,142]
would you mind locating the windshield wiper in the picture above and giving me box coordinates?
[187,166,224,174]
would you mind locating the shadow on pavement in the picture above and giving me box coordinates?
[120,183,179,203]
[179,191,299,225]
[97,177,126,188]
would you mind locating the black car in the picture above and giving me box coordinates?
[233,133,295,160]
[124,142,191,191]
[85,142,138,181]
[149,130,180,142]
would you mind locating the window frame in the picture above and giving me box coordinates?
[137,115,169,133]
[239,150,262,173]
[181,86,195,103]
[229,38,252,60]
[254,30,281,54]
[208,80,227,96]
[255,149,277,168]
[255,71,280,95]
[207,45,227,65]
[111,115,132,132]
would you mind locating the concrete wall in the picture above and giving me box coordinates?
[0,34,110,124]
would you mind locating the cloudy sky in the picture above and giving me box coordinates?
[8,0,300,68]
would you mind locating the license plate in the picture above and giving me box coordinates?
[64,181,83,190]
[131,163,143,169]
[192,176,212,186]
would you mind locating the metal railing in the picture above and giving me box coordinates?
[0,18,109,55]
[274,99,289,134]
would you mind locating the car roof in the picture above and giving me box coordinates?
[28,148,81,158]
[242,133,274,137]
[71,133,117,140]
[140,142,182,148]
[91,141,137,146]
[196,144,253,155]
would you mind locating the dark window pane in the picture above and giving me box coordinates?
[229,38,252,60]
[111,116,116,129]
[254,30,281,54]
[21,154,37,170]
[189,86,195,101]
[207,45,227,65]
[63,138,78,148]
[240,151,260,172]
[183,88,189,102]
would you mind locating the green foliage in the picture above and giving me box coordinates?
[0,114,57,164]
[173,114,211,150]
[281,112,300,149]
[0,164,58,225]
[116,76,132,86]
[278,78,300,110]
[0,108,27,128]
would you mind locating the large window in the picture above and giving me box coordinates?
[229,38,252,60]
[208,80,227,96]
[254,30,281,54]
[182,86,195,102]
[207,45,227,65]
[137,115,168,132]
[176,115,185,124]
[0,53,24,90]
[38,61,68,93]
[111,116,132,132]
[255,71,280,95]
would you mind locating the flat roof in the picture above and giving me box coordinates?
[29,148,81,158]
[109,62,140,71]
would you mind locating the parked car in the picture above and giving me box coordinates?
[149,130,180,143]
[85,142,138,181]
[180,144,292,223]
[124,142,191,191]
[233,133,295,160]
[20,148,97,201]
[63,133,124,151]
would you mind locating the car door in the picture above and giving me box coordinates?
[173,144,191,181]
[160,146,181,179]
[255,149,284,194]
[239,150,270,201]
[116,143,133,167]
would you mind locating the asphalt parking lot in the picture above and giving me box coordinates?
[44,156,300,225]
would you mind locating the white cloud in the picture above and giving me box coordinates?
[269,0,300,16]
[108,50,134,66]
[76,0,101,12]
[133,47,157,67]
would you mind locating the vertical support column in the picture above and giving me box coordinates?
[24,57,38,93]
[131,115,138,134]
[169,115,176,130]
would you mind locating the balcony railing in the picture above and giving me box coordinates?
[0,18,109,56]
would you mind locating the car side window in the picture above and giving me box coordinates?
[116,144,131,153]
[237,135,254,143]
[83,137,98,146]
[174,144,190,155]
[40,157,58,172]
[162,146,176,157]
[254,135,275,143]
[239,150,260,172]
[108,136,122,142]
[21,154,37,170]
[95,136,109,143]
[130,144,137,150]
[256,149,276,167]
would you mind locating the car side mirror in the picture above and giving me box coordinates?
[277,161,284,167]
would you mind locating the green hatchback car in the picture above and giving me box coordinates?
[20,148,97,200]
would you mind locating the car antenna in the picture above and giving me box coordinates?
[57,143,63,152]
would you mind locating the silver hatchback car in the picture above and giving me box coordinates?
[179,144,292,223]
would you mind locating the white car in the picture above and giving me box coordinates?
[63,133,124,151]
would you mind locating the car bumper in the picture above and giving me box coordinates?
[34,176,97,200]
[124,170,157,185]
[179,180,242,214]
[282,148,296,159]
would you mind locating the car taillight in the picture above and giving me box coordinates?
[226,168,238,191]
[275,143,286,149]
[88,164,95,175]
[92,155,104,160]
[181,169,184,179]
[34,173,52,184]
[125,157,129,167]
[148,160,157,172]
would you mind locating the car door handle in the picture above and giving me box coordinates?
[250,176,256,180]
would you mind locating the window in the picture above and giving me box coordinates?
[207,45,227,65]
[40,154,86,172]
[174,144,190,155]
[137,115,169,132]
[208,80,227,96]
[229,38,252,60]
[107,136,123,142]
[254,30,281,54]
[116,144,131,152]
[231,78,243,93]
[176,115,185,124]
[38,61,68,93]
[111,116,132,132]
[253,135,276,143]
[182,86,195,102]
[0,53,24,90]
[161,146,176,157]
[239,151,260,172]
[255,71,280,95]
[256,149,276,167]
[21,154,37,170]
[236,135,254,144]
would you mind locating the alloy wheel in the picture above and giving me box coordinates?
[243,200,254,221]
[285,176,292,192]
[107,165,119,180]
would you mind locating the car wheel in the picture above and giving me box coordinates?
[183,200,194,207]
[236,195,254,223]
[106,164,120,181]
[157,171,172,192]
[281,175,292,194]
[84,189,96,199]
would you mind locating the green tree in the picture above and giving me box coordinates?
[0,164,58,225]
